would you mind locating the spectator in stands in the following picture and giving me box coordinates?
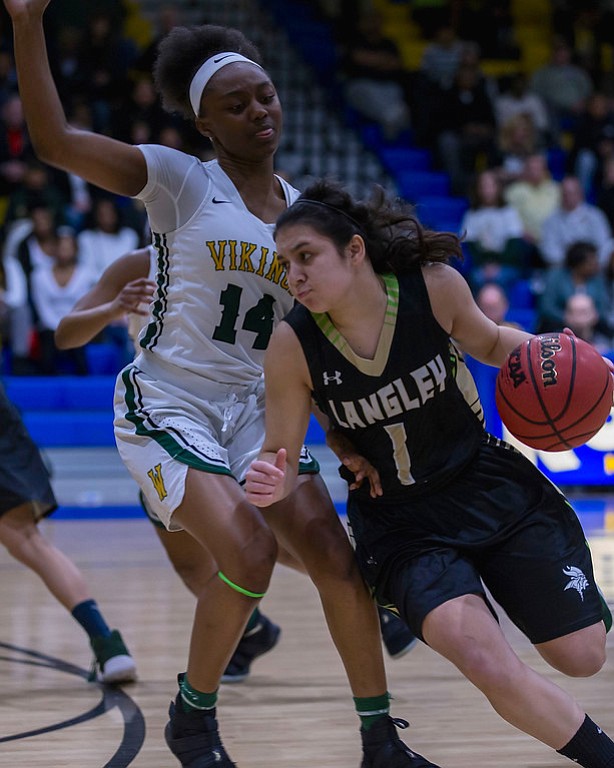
[133,4,182,76]
[494,112,543,185]
[0,47,17,109]
[411,21,467,145]
[461,168,528,291]
[432,62,498,196]
[475,281,515,326]
[568,91,614,200]
[62,100,95,230]
[3,201,58,373]
[30,226,94,375]
[563,292,612,353]
[529,37,593,140]
[419,21,465,91]
[456,0,519,61]
[77,196,140,276]
[474,280,532,331]
[553,3,604,88]
[494,71,550,147]
[597,156,614,232]
[604,238,614,331]
[540,175,612,267]
[537,240,612,339]
[112,75,169,145]
[53,22,85,110]
[411,0,453,41]
[504,152,561,267]
[74,7,138,133]
[0,92,34,200]
[340,8,411,142]
[5,157,66,224]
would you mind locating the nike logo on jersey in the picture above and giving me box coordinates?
[213,54,234,63]
[212,197,231,204]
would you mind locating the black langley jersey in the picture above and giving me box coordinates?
[284,269,485,501]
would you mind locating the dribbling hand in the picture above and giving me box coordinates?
[245,449,287,507]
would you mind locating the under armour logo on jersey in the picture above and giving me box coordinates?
[563,565,589,601]
[323,370,342,385]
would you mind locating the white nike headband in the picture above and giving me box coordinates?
[189,52,263,116]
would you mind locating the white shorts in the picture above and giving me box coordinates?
[114,362,318,531]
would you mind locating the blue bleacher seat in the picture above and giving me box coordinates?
[4,375,115,411]
[506,307,537,332]
[23,410,115,447]
[547,146,567,181]
[414,195,469,231]
[379,147,432,175]
[397,170,451,201]
[85,342,122,375]
[61,376,116,409]
[4,375,116,447]
[507,278,535,309]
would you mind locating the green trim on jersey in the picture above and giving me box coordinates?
[310,273,400,377]
[140,232,170,351]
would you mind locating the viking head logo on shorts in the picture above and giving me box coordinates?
[147,463,168,501]
[563,565,589,601]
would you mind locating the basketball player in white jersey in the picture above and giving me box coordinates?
[5,3,438,765]
[55,246,420,676]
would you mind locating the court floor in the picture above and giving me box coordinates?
[2,446,614,767]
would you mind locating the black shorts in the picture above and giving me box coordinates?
[347,436,610,645]
[0,383,57,519]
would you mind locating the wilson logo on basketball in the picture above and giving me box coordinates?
[506,348,526,388]
[539,337,562,388]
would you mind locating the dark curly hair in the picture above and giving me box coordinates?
[275,178,463,274]
[153,24,263,120]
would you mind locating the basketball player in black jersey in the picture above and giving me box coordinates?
[246,178,614,768]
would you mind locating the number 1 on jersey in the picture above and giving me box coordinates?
[383,422,415,485]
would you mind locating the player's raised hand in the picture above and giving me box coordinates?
[245,449,287,507]
[3,0,50,21]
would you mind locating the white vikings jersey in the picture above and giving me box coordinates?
[134,146,299,389]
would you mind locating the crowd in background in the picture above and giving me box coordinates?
[1,0,614,376]
[322,0,614,355]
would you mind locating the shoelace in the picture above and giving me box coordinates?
[391,717,409,730]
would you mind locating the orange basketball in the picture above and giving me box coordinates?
[495,333,613,451]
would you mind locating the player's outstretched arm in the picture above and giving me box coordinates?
[55,249,154,349]
[4,0,146,196]
[245,322,313,506]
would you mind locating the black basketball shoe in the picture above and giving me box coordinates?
[361,717,441,767]
[165,696,236,767]
[378,607,418,659]
[221,615,281,683]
